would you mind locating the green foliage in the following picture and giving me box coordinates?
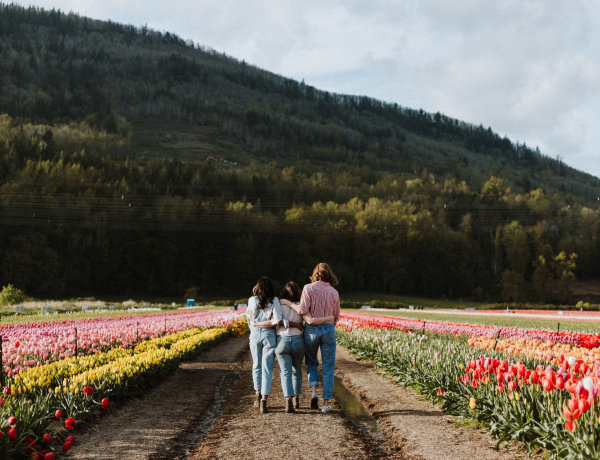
[340,300,409,309]
[0,284,26,307]
[0,6,598,302]
[555,252,577,303]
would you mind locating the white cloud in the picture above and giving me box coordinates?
[12,0,600,176]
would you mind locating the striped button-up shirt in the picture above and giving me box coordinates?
[298,281,340,324]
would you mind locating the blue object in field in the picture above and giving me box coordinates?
[187,299,195,307]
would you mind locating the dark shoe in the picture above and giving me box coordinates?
[259,399,269,414]
[285,398,295,413]
[293,395,300,409]
[311,395,319,410]
[254,393,261,407]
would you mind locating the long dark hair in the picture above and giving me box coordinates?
[252,277,275,309]
[280,281,301,303]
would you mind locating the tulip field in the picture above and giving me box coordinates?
[0,309,247,460]
[337,312,600,459]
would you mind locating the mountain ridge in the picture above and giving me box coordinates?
[0,2,598,200]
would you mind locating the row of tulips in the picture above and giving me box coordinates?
[337,316,600,459]
[469,336,600,369]
[338,312,600,348]
[0,308,247,375]
[0,313,248,459]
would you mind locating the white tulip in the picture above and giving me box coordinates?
[583,376,594,391]
[568,356,576,366]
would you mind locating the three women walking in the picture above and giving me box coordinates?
[246,263,340,414]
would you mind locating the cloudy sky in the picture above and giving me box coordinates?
[16,0,600,177]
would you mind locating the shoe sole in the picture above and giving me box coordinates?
[311,397,319,410]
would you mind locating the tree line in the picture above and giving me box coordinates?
[0,115,595,301]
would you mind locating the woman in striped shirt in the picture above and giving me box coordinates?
[281,263,340,413]
[277,281,334,413]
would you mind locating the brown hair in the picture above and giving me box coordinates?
[252,277,275,309]
[280,281,302,303]
[309,263,338,286]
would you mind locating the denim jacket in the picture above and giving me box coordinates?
[246,296,283,329]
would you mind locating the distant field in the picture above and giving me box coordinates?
[0,305,231,325]
[340,293,482,309]
[345,309,600,334]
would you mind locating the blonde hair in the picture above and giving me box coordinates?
[310,263,338,286]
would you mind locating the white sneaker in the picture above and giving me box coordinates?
[322,405,331,413]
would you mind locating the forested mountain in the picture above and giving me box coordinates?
[0,3,598,301]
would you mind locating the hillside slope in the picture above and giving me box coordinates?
[0,3,598,200]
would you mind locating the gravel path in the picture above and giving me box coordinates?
[335,346,542,460]
[63,335,249,460]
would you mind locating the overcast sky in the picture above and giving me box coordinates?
[16,0,600,178]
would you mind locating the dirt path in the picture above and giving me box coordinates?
[335,346,540,460]
[188,347,397,459]
[64,335,249,460]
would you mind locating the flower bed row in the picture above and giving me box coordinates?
[0,313,248,460]
[1,309,246,375]
[337,313,600,459]
[339,312,600,348]
[469,336,600,369]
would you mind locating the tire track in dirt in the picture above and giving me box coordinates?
[335,346,544,460]
[63,335,249,460]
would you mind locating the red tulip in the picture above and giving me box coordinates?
[65,435,74,444]
[102,398,110,409]
[565,420,577,432]
[579,399,591,413]
[532,373,539,384]
[437,389,444,395]
[3,387,10,395]
[83,386,93,397]
[44,454,55,460]
[496,384,504,393]
[65,417,76,429]
[7,416,17,426]
[556,377,565,389]
[43,433,50,443]
[63,441,72,452]
[568,399,578,412]
[563,407,582,420]
[55,410,63,420]
[8,427,17,440]
[542,378,554,391]
[508,381,517,391]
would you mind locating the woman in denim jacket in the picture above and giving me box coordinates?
[278,281,334,413]
[246,277,286,414]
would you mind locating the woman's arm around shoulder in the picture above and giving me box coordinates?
[280,298,302,314]
[302,312,335,325]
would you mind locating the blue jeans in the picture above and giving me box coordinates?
[304,323,336,400]
[249,327,276,396]
[275,335,305,398]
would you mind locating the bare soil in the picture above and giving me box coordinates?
[188,349,397,460]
